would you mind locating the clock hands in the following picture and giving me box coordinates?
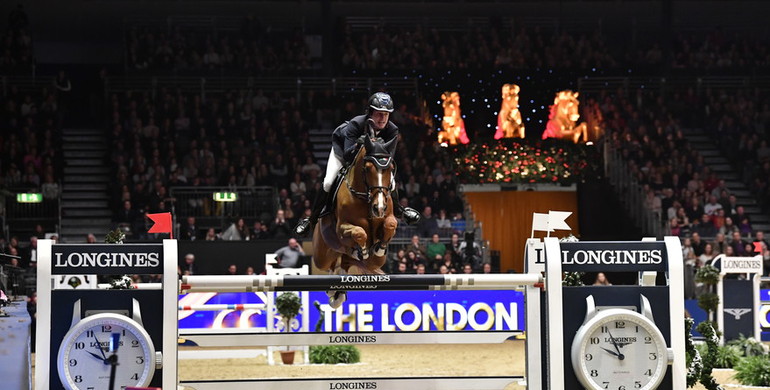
[86,351,108,363]
[91,333,109,364]
[600,347,621,358]
[605,329,625,360]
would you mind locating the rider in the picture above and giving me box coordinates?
[294,92,421,236]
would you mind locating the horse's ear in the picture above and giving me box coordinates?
[384,136,398,156]
[364,135,374,151]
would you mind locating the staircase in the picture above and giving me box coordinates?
[683,128,770,233]
[59,129,112,243]
[308,128,332,170]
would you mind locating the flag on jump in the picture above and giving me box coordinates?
[530,211,573,238]
[147,212,174,239]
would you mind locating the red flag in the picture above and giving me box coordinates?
[147,212,173,239]
[754,241,763,254]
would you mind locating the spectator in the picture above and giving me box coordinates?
[425,234,446,271]
[274,238,305,268]
[404,235,427,259]
[592,272,612,286]
[269,209,291,239]
[462,263,473,274]
[181,216,198,240]
[226,264,237,275]
[729,231,748,256]
[204,228,219,241]
[182,253,195,275]
[418,206,438,237]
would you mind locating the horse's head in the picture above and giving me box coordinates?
[550,90,581,123]
[357,136,397,218]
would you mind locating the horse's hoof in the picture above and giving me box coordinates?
[373,242,386,257]
[327,291,347,309]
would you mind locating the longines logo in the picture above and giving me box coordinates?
[329,335,377,344]
[54,252,160,268]
[339,275,391,283]
[725,308,752,320]
[561,250,663,265]
[329,381,377,389]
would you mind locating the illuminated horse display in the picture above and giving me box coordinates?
[494,84,525,139]
[438,91,470,146]
[313,136,398,307]
[541,90,588,144]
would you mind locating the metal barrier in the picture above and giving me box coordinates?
[603,139,664,238]
[168,186,277,231]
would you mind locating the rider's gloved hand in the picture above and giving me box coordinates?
[356,134,367,144]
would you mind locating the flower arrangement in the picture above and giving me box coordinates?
[451,139,600,184]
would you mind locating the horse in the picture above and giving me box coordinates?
[494,83,525,139]
[313,136,399,308]
[438,91,470,146]
[541,90,588,144]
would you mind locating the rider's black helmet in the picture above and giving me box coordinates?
[367,92,394,116]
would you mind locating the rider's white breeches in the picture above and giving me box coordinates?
[323,148,344,192]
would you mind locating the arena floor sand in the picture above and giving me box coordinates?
[177,340,767,390]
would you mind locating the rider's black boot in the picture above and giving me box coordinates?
[392,189,422,225]
[294,189,328,237]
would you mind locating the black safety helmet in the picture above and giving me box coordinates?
[366,92,394,116]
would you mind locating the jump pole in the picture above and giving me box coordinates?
[181,274,543,293]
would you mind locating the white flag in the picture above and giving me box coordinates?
[532,213,552,233]
[548,211,572,231]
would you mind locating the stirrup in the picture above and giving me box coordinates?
[294,218,313,236]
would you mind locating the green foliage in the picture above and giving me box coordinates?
[695,265,720,285]
[276,292,302,320]
[726,334,769,358]
[562,272,585,287]
[309,345,361,364]
[104,229,125,244]
[695,321,724,390]
[713,345,742,369]
[734,355,770,386]
[697,293,720,315]
[685,318,703,388]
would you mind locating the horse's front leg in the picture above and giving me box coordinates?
[339,223,368,260]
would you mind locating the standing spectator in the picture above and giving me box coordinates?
[404,235,427,259]
[181,216,198,240]
[270,209,291,238]
[418,206,438,237]
[274,238,305,268]
[425,234,446,272]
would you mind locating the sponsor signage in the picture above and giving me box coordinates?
[761,290,770,340]
[720,255,763,274]
[51,244,163,275]
[559,242,668,272]
[178,290,525,332]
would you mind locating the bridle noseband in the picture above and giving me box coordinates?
[344,152,393,206]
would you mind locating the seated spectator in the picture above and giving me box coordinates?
[729,231,748,256]
[425,234,446,271]
[181,216,198,240]
[436,209,452,235]
[592,272,612,286]
[204,228,219,241]
[417,206,438,237]
[269,209,291,239]
[404,235,427,259]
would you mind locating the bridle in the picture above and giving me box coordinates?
[344,149,394,206]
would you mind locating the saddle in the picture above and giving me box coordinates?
[318,166,348,218]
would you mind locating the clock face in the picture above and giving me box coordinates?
[57,313,155,390]
[571,309,668,390]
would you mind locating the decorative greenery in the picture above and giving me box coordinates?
[451,139,600,184]
[713,345,743,369]
[276,292,302,331]
[726,334,769,358]
[563,272,585,286]
[309,345,361,364]
[734,355,770,386]
[104,229,126,244]
[685,318,703,387]
[695,265,720,285]
[695,321,724,390]
[697,293,720,315]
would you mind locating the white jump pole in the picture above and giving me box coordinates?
[180,274,543,293]
[178,303,266,312]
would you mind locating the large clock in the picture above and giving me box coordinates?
[57,300,160,390]
[571,295,671,390]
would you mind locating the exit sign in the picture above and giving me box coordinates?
[213,192,238,202]
[17,193,43,203]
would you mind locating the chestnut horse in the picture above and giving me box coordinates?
[313,136,399,307]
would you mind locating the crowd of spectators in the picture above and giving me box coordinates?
[125,15,315,73]
[123,13,770,75]
[0,4,33,74]
[106,84,466,241]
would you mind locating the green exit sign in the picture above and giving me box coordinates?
[17,193,43,203]
[213,192,238,202]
